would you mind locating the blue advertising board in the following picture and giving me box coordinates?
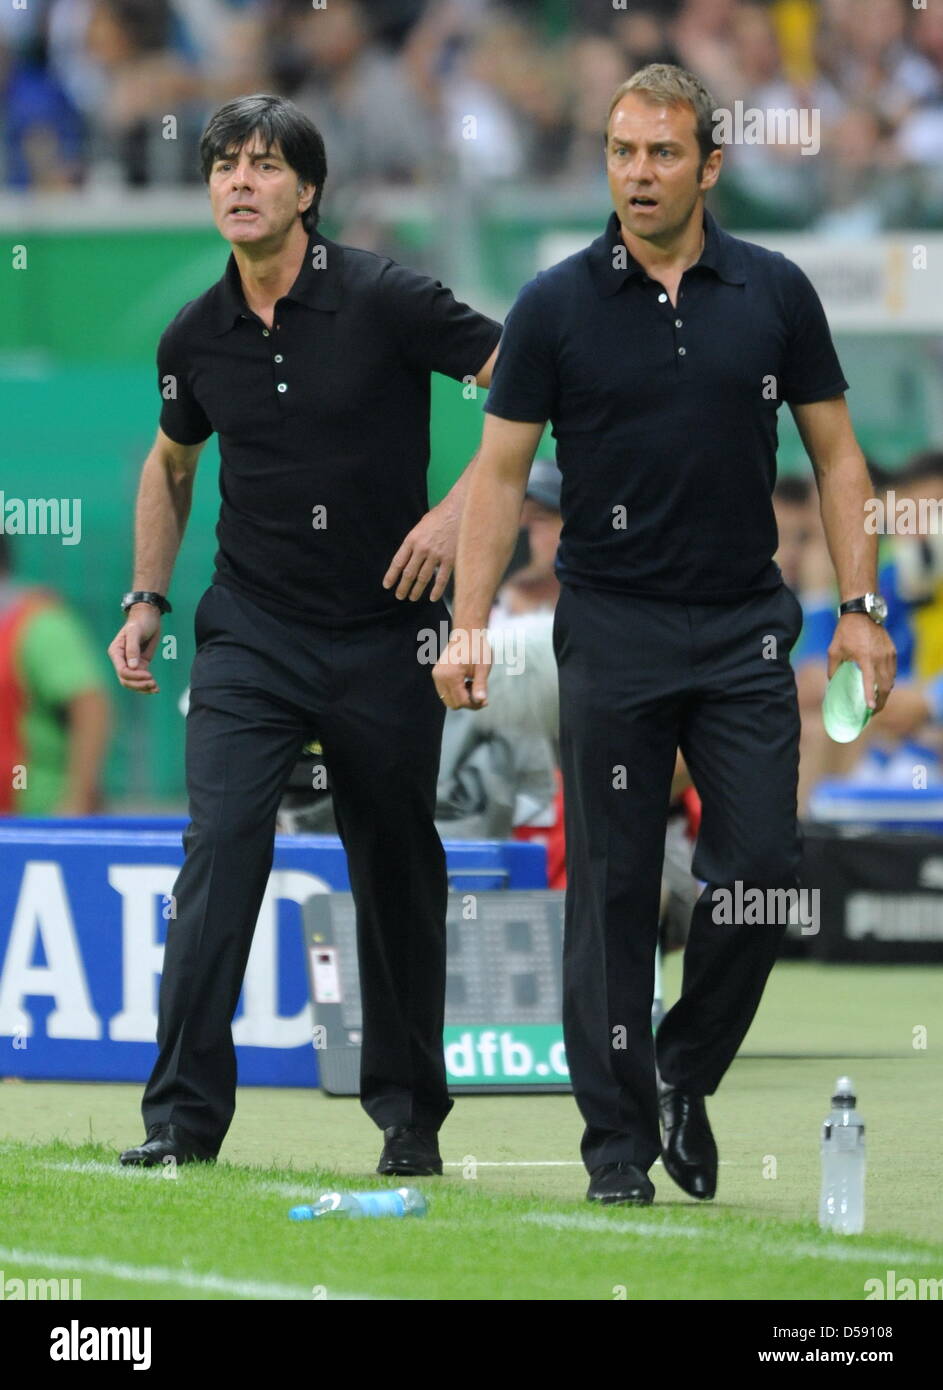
[0,820,546,1087]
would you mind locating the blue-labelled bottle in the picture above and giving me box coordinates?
[289,1187,428,1221]
[819,1076,865,1234]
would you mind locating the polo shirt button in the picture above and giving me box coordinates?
[277,382,287,392]
[678,346,686,356]
[262,329,270,337]
[675,319,683,327]
[274,354,284,363]
[658,293,668,303]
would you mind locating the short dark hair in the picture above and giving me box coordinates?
[199,94,328,233]
[606,64,719,170]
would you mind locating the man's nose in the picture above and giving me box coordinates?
[626,155,653,181]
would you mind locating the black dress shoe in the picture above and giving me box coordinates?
[119,1123,217,1167]
[658,1086,717,1199]
[586,1162,655,1206]
[376,1126,442,1176]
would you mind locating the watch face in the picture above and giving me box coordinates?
[868,594,888,623]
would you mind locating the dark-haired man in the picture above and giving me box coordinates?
[110,95,500,1172]
[435,64,895,1205]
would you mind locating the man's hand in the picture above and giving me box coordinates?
[432,627,492,710]
[383,497,459,601]
[827,614,896,713]
[108,605,162,694]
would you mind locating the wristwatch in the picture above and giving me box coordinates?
[121,590,172,615]
[838,593,887,626]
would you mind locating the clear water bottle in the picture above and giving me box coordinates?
[289,1188,428,1221]
[651,949,664,1034]
[819,1076,865,1234]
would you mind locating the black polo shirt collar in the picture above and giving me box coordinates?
[210,229,343,335]
[588,205,747,297]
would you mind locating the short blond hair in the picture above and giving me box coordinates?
[606,64,718,167]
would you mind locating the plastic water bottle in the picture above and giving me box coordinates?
[651,948,664,1034]
[822,661,873,743]
[289,1188,428,1221]
[819,1077,865,1234]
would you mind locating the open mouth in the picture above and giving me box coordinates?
[629,196,658,209]
[228,207,259,218]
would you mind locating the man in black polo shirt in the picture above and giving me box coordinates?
[434,64,895,1205]
[108,95,500,1172]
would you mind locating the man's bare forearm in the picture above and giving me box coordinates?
[816,456,878,602]
[131,447,194,594]
[451,461,527,631]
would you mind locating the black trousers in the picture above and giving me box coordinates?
[142,582,453,1153]
[553,581,804,1175]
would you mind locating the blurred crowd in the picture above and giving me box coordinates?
[774,450,943,814]
[1,0,942,228]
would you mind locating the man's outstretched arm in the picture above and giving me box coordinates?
[433,413,545,709]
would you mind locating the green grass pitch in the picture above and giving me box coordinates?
[1,959,941,1301]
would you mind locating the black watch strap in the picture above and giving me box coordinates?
[839,593,886,625]
[121,590,172,615]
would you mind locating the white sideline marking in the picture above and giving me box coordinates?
[441,1160,732,1167]
[48,1160,163,1178]
[0,1247,375,1300]
[46,1160,316,1198]
[522,1215,942,1265]
[48,1156,585,1177]
[444,1160,583,1168]
[523,1213,703,1238]
[787,1242,942,1266]
[258,1179,337,1198]
[46,1158,742,1178]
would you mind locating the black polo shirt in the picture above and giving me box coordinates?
[157,231,501,625]
[484,207,848,602]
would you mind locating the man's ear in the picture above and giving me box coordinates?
[700,148,723,192]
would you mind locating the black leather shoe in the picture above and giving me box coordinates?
[586,1162,655,1205]
[658,1085,717,1199]
[119,1123,217,1167]
[376,1126,442,1176]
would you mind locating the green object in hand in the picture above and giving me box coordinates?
[822,660,873,743]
